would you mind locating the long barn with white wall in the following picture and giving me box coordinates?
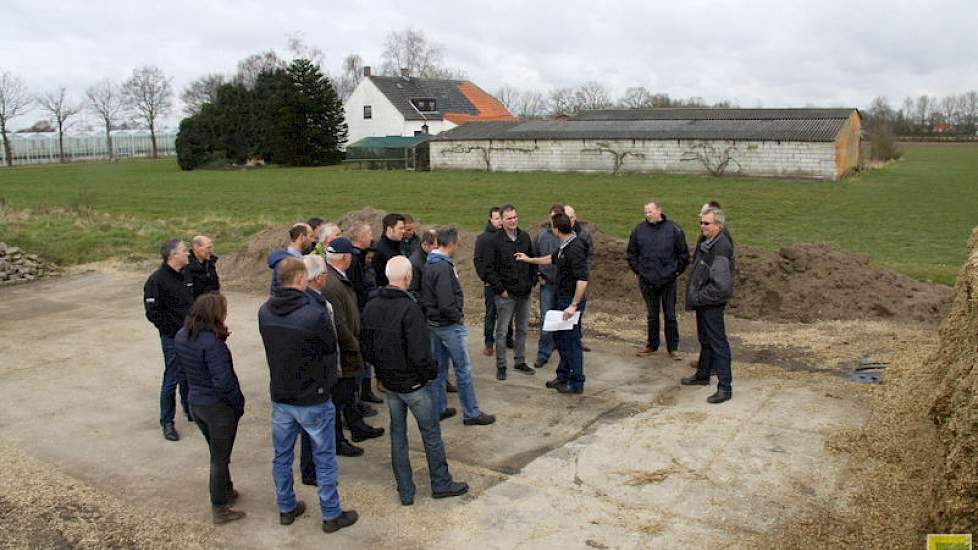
[430,108,861,180]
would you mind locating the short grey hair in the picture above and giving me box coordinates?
[385,256,412,282]
[303,254,326,280]
[160,239,184,261]
[702,207,726,227]
[315,222,339,243]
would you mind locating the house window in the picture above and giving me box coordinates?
[410,98,437,112]
[363,105,372,119]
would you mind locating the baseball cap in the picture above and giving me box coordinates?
[326,237,356,254]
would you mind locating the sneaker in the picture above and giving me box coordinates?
[439,408,457,421]
[463,413,496,426]
[513,363,535,375]
[496,368,506,381]
[680,375,710,386]
[280,501,306,526]
[636,346,656,357]
[212,505,246,525]
[162,423,179,442]
[322,510,358,533]
[432,481,469,499]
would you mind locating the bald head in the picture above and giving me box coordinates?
[385,256,413,290]
[191,235,213,261]
[564,205,577,226]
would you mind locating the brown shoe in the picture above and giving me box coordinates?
[212,505,246,525]
[636,346,656,356]
[668,351,682,361]
[482,345,493,356]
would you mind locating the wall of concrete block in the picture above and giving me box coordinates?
[430,138,841,180]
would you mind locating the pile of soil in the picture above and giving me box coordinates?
[220,208,952,326]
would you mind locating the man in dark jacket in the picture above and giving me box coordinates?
[188,235,220,298]
[322,239,385,446]
[681,207,735,404]
[258,257,359,533]
[268,223,314,293]
[473,207,512,357]
[362,256,469,505]
[626,200,689,360]
[143,239,195,441]
[484,204,537,380]
[515,213,591,394]
[372,213,405,288]
[408,229,438,300]
[420,227,496,426]
[347,223,383,405]
[399,213,421,256]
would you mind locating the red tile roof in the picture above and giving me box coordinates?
[444,82,516,124]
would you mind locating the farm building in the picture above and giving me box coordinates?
[430,108,861,180]
[343,67,515,147]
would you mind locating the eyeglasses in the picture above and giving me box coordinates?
[699,221,712,226]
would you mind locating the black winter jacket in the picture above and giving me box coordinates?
[686,231,735,309]
[143,262,194,337]
[420,251,464,326]
[361,287,438,393]
[484,228,537,297]
[258,287,338,405]
[175,327,245,415]
[407,247,427,299]
[473,222,497,283]
[187,253,220,298]
[626,216,690,287]
[372,235,404,288]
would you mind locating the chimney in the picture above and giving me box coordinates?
[363,66,371,77]
[400,67,409,78]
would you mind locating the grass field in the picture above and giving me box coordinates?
[0,143,975,285]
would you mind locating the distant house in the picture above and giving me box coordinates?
[431,108,862,180]
[343,67,515,147]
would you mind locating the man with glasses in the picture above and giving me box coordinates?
[626,200,689,361]
[681,207,735,404]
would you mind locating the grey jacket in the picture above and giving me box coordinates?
[534,225,561,284]
[420,251,464,326]
[685,231,735,309]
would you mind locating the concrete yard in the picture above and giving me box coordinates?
[0,268,872,549]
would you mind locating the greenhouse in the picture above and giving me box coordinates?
[0,130,177,166]
[344,135,431,170]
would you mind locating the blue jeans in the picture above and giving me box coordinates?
[428,324,482,420]
[271,400,342,520]
[159,335,189,426]
[553,297,587,391]
[536,283,556,365]
[694,306,732,391]
[387,386,454,501]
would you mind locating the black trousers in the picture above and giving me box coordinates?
[639,278,679,352]
[191,403,240,506]
[694,305,733,391]
[301,377,362,480]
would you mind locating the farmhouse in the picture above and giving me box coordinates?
[430,108,861,180]
[344,67,515,146]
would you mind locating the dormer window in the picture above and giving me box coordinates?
[411,98,437,113]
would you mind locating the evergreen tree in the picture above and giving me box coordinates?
[266,58,347,166]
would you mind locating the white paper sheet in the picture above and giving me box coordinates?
[542,309,581,331]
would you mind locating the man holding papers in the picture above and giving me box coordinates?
[514,212,590,394]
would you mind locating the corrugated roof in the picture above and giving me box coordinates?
[368,76,515,123]
[434,109,857,142]
[347,135,431,149]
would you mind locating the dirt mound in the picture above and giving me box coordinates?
[218,225,288,292]
[928,227,978,533]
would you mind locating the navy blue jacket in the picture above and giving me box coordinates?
[626,216,690,287]
[175,327,245,414]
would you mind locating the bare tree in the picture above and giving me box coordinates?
[85,79,126,161]
[0,70,32,167]
[939,95,958,129]
[513,90,546,119]
[914,95,934,132]
[336,53,365,101]
[285,31,326,66]
[619,87,654,109]
[122,65,173,159]
[868,96,894,126]
[958,91,978,134]
[36,87,82,162]
[379,27,465,79]
[180,73,225,116]
[547,87,575,117]
[495,85,520,113]
[235,50,285,89]
[572,81,612,113]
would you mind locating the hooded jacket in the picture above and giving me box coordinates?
[361,287,437,393]
[267,247,302,294]
[420,251,464,326]
[187,253,220,298]
[143,262,194,338]
[686,231,735,309]
[258,287,338,405]
[626,215,690,288]
[484,227,537,297]
[321,264,365,378]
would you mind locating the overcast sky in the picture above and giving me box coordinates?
[2,0,977,130]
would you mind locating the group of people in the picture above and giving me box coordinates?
[140,200,735,533]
